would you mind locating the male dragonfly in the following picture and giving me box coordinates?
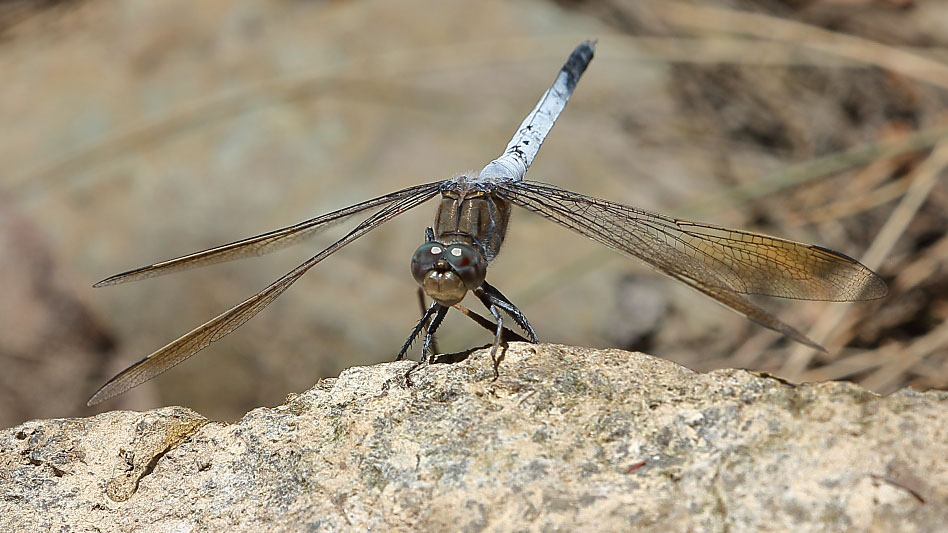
[88,41,887,405]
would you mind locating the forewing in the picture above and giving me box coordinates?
[94,182,443,287]
[87,183,440,405]
[499,181,886,301]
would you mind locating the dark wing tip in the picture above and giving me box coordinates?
[92,265,150,287]
[860,273,889,300]
[811,245,888,300]
[86,385,115,406]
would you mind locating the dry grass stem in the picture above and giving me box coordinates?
[651,0,948,90]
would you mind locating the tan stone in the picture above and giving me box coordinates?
[2,344,945,532]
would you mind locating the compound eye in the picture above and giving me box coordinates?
[444,244,487,290]
[410,242,444,284]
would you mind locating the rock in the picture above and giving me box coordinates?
[1,344,946,532]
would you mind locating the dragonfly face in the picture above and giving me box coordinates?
[410,241,486,306]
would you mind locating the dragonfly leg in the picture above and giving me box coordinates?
[475,281,539,343]
[452,303,529,343]
[473,282,539,380]
[421,303,449,361]
[416,288,439,354]
[396,300,440,361]
[484,302,504,379]
[404,303,448,386]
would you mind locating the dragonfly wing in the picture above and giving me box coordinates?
[87,184,440,405]
[497,180,886,348]
[94,181,444,287]
[500,181,886,301]
[685,280,823,350]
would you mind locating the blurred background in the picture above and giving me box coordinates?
[1,0,946,424]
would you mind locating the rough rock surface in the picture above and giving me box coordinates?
[1,344,946,532]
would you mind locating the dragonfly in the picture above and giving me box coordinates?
[87,41,887,406]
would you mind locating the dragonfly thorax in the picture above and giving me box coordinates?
[411,241,487,306]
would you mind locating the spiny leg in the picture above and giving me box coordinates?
[485,300,505,379]
[478,281,539,343]
[416,288,439,355]
[405,303,449,385]
[396,300,441,361]
[474,283,539,379]
[422,303,449,360]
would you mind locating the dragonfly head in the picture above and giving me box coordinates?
[411,241,487,306]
